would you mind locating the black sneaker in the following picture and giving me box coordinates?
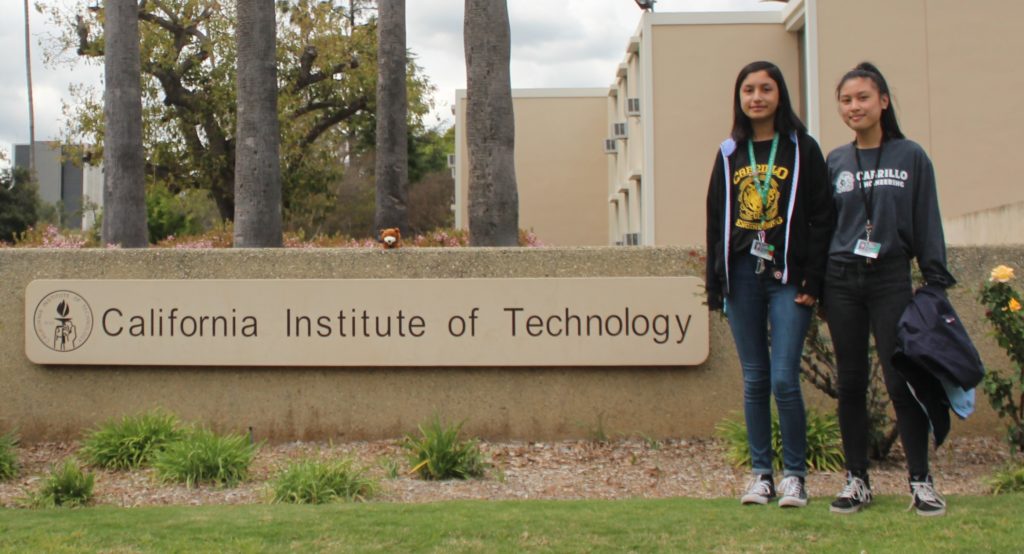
[740,474,776,505]
[830,475,872,514]
[909,477,946,517]
[778,476,808,508]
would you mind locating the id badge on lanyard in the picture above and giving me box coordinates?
[750,233,775,261]
[854,238,881,259]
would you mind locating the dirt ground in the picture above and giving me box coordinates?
[0,435,1015,508]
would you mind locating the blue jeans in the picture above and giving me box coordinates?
[726,255,811,477]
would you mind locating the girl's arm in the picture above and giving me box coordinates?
[912,149,956,288]
[706,150,726,310]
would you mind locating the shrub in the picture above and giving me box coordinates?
[403,416,489,480]
[979,265,1024,453]
[153,428,259,487]
[31,459,95,508]
[0,430,19,481]
[271,458,377,504]
[79,410,185,470]
[716,409,844,472]
[988,460,1024,494]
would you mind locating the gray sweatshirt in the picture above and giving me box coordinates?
[826,138,956,287]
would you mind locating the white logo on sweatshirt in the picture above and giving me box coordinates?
[835,171,855,194]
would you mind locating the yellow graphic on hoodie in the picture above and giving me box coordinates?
[734,165,786,231]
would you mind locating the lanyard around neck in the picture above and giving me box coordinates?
[853,139,884,240]
[747,133,779,228]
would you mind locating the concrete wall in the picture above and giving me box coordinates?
[0,247,1016,443]
[946,201,1024,246]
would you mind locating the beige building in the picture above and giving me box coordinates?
[453,89,609,246]
[454,0,1024,246]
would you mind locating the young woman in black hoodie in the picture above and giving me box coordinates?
[705,61,834,508]
[824,62,955,517]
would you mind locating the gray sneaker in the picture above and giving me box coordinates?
[909,478,946,517]
[778,476,808,508]
[830,475,872,514]
[740,475,776,505]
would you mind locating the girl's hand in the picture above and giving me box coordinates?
[794,293,817,307]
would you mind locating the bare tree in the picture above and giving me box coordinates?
[374,0,408,235]
[234,0,283,247]
[23,0,35,176]
[102,0,148,247]
[464,0,518,246]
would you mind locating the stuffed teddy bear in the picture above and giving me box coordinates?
[379,227,402,249]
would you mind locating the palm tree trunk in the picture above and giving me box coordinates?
[23,0,35,176]
[464,0,518,246]
[102,0,148,247]
[234,0,283,247]
[374,0,408,235]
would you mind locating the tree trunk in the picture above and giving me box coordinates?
[464,0,518,246]
[23,0,35,177]
[374,0,408,236]
[102,0,148,247]
[234,0,283,247]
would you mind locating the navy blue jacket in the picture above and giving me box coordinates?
[893,285,984,446]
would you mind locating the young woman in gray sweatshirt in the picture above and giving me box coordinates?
[824,62,955,517]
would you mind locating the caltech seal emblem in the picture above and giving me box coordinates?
[33,290,94,352]
[835,171,856,194]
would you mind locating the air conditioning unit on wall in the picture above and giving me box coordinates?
[612,122,628,139]
[626,98,640,116]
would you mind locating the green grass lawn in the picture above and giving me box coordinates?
[1,495,1022,553]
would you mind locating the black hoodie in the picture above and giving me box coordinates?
[705,132,835,311]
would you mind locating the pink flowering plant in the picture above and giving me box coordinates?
[979,264,1024,452]
[14,225,93,248]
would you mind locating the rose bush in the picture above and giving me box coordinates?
[979,264,1024,452]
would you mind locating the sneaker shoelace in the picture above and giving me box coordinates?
[779,476,803,498]
[745,477,773,497]
[836,477,869,501]
[908,481,946,511]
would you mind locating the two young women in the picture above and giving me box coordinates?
[705,61,954,515]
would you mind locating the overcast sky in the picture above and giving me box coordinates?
[0,0,781,161]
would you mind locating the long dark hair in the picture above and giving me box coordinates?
[835,62,905,141]
[730,60,806,143]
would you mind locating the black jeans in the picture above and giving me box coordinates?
[823,256,930,478]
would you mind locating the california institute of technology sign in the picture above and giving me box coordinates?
[25,278,709,367]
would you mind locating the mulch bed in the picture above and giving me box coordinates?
[0,436,1014,508]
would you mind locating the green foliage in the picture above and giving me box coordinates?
[146,183,220,243]
[153,428,259,487]
[30,459,95,508]
[378,457,401,480]
[0,167,41,243]
[716,409,844,472]
[408,125,454,185]
[979,266,1024,452]
[79,410,185,470]
[44,0,436,232]
[988,460,1024,494]
[403,416,489,480]
[0,430,19,481]
[271,458,377,504]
